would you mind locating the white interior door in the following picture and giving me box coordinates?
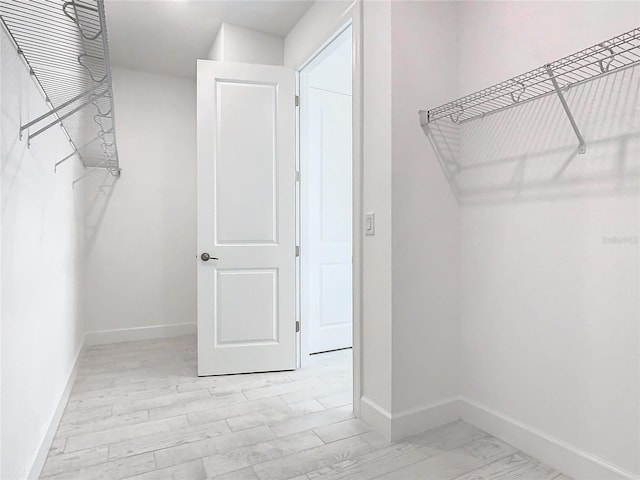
[197,60,296,376]
[300,28,353,355]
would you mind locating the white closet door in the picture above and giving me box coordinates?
[301,86,353,355]
[197,60,296,375]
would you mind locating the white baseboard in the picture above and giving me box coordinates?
[359,395,637,479]
[85,322,196,346]
[360,396,392,440]
[390,397,461,441]
[459,397,638,480]
[27,340,85,480]
[360,396,461,442]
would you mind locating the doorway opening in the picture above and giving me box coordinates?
[298,24,353,367]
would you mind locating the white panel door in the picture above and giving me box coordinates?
[301,87,353,355]
[197,60,296,376]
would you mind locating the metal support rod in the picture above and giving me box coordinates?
[28,89,110,141]
[545,64,586,154]
[19,80,106,132]
[54,150,81,172]
[54,135,101,171]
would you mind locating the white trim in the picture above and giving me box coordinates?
[350,0,363,420]
[85,322,196,346]
[360,395,638,479]
[360,396,461,442]
[360,396,392,440]
[391,397,462,441]
[295,20,353,73]
[27,339,85,480]
[459,397,639,480]
[291,0,363,417]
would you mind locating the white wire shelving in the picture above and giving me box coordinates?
[0,0,120,177]
[419,27,640,203]
[420,27,640,156]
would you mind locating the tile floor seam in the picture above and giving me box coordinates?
[448,450,542,480]
[199,428,327,476]
[368,454,432,480]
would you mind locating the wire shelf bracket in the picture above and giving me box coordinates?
[545,64,586,154]
[420,27,640,155]
[0,0,121,178]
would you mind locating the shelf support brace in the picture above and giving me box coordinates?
[54,135,101,172]
[545,64,586,154]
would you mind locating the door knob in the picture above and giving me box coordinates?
[200,253,218,261]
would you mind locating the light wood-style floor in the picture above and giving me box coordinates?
[41,336,570,480]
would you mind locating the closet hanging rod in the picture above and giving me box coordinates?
[19,80,107,134]
[421,27,640,125]
[28,89,110,142]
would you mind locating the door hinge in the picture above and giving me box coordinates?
[295,170,300,182]
[295,245,300,257]
[295,95,300,107]
[296,321,300,333]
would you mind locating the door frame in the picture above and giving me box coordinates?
[294,1,363,417]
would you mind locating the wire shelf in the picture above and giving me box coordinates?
[0,0,120,176]
[422,27,640,125]
[419,27,640,204]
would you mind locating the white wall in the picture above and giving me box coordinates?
[208,23,283,65]
[456,2,639,477]
[208,24,224,62]
[284,0,353,68]
[1,26,85,479]
[83,67,197,342]
[358,0,394,433]
[389,0,460,431]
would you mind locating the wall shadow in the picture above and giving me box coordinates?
[80,168,118,256]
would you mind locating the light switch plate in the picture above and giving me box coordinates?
[365,212,375,236]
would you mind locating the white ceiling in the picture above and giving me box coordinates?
[104,0,314,78]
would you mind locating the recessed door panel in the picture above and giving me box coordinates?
[215,81,277,245]
[216,269,278,346]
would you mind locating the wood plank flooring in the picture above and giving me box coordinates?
[41,336,570,479]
